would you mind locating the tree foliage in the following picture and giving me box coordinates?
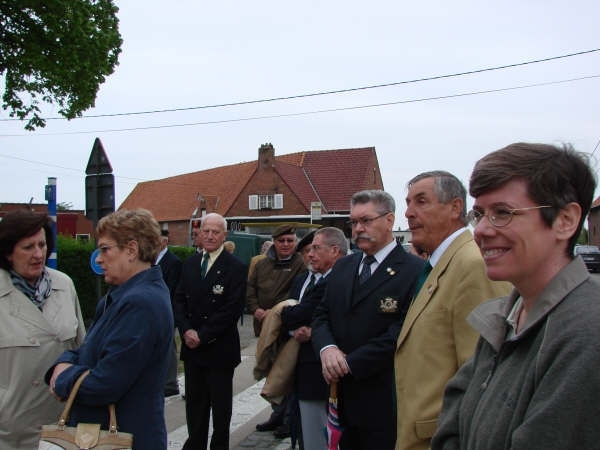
[0,0,122,130]
[57,201,74,210]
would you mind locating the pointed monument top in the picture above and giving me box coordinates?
[86,137,113,175]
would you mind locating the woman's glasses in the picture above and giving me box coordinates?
[467,205,552,228]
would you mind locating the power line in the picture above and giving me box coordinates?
[0,152,149,184]
[592,139,600,157]
[1,48,598,122]
[1,74,598,137]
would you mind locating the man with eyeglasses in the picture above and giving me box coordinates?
[281,227,349,449]
[247,224,306,434]
[395,171,510,450]
[311,190,423,450]
[432,143,600,450]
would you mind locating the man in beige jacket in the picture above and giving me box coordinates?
[395,171,511,450]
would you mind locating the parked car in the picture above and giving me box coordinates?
[573,245,600,273]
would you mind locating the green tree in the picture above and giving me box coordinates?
[0,1,122,130]
[57,201,74,211]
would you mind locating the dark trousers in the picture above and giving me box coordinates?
[269,393,289,424]
[339,423,396,450]
[164,335,179,393]
[182,364,234,450]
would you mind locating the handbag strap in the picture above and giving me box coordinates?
[57,369,120,434]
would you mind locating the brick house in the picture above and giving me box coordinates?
[119,143,384,246]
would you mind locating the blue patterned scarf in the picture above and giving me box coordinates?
[10,267,52,310]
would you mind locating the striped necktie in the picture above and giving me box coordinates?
[359,255,376,284]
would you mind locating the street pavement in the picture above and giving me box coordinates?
[165,314,294,450]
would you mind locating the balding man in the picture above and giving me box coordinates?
[174,213,247,450]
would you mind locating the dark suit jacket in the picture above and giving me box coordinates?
[281,276,328,400]
[311,244,423,433]
[158,249,182,301]
[174,250,247,369]
[288,270,309,301]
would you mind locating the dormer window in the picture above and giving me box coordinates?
[249,194,283,210]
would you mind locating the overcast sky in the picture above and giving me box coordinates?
[1,0,599,229]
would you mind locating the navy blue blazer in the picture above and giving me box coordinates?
[49,266,173,450]
[174,249,247,369]
[311,244,423,433]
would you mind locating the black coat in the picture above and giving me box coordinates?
[281,275,328,400]
[158,249,182,301]
[311,245,423,434]
[173,250,247,368]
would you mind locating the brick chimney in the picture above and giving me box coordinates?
[258,143,275,170]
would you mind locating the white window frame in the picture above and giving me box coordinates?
[274,194,283,209]
[249,195,258,210]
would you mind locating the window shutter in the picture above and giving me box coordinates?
[249,195,258,210]
[274,194,283,209]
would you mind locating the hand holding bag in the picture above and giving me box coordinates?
[38,370,133,449]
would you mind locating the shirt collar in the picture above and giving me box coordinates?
[367,238,397,265]
[204,245,224,262]
[506,296,523,338]
[155,247,168,264]
[429,227,468,267]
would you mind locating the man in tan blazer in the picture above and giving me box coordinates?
[395,171,511,450]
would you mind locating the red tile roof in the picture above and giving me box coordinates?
[120,147,381,221]
[300,147,381,212]
[120,162,257,220]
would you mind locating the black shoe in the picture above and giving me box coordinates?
[164,389,180,397]
[273,423,290,439]
[256,418,283,432]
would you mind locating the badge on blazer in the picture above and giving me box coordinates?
[212,284,224,295]
[380,297,398,313]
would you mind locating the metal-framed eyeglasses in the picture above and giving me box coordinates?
[310,244,335,252]
[467,205,552,228]
[347,212,390,228]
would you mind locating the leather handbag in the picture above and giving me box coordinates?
[38,370,133,449]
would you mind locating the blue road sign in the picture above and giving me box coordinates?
[90,249,103,275]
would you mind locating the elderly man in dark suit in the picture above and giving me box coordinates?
[282,227,349,449]
[311,190,423,450]
[156,229,183,397]
[174,213,247,450]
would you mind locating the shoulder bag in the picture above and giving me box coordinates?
[38,370,133,450]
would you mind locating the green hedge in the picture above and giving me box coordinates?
[56,235,196,324]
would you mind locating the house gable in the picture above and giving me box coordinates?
[228,144,309,217]
[119,143,385,244]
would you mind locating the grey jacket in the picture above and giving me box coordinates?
[432,257,600,450]
[0,268,85,450]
